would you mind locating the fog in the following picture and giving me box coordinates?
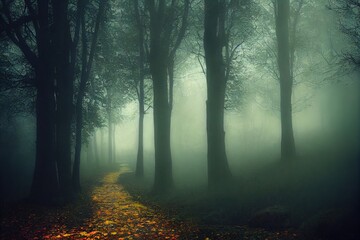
[1,57,358,206]
[1,0,359,239]
[108,64,359,186]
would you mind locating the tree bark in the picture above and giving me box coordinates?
[149,1,173,192]
[275,0,296,160]
[31,69,58,203]
[148,0,189,193]
[151,59,173,193]
[30,0,59,203]
[204,0,232,189]
[134,0,145,177]
[53,0,74,199]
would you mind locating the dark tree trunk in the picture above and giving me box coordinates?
[275,0,296,160]
[53,0,74,199]
[73,89,84,191]
[148,1,173,193]
[30,0,59,203]
[204,0,231,189]
[151,59,173,193]
[147,0,189,193]
[134,0,145,177]
[31,70,58,203]
[73,10,89,192]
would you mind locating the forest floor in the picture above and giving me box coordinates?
[1,164,302,240]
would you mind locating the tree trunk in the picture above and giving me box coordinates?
[136,108,144,177]
[113,124,116,162]
[31,71,58,203]
[101,128,105,158]
[72,91,84,191]
[134,0,145,178]
[72,6,89,192]
[30,1,59,203]
[152,64,173,193]
[107,108,113,164]
[204,0,232,189]
[93,133,99,166]
[149,12,173,192]
[53,0,74,200]
[167,58,174,112]
[275,0,296,160]
[86,143,91,162]
[147,0,189,193]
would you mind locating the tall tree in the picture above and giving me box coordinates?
[0,0,91,202]
[1,0,60,202]
[203,0,232,188]
[52,0,76,200]
[73,0,106,191]
[133,0,146,178]
[147,0,190,193]
[274,0,296,160]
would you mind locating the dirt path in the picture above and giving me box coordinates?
[1,166,197,240]
[71,166,196,239]
[1,166,301,240]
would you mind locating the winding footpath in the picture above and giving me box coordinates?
[71,167,196,239]
[1,166,300,240]
[1,166,197,240]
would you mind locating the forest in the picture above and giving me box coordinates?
[0,0,359,239]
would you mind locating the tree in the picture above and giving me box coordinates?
[274,0,296,161]
[133,0,147,177]
[1,0,60,202]
[203,0,232,188]
[73,0,106,191]
[147,0,190,193]
[0,0,95,203]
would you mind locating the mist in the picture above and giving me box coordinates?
[1,0,359,239]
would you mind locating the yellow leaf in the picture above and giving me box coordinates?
[104,220,116,225]
[111,231,117,235]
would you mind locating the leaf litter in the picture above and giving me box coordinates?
[0,166,301,239]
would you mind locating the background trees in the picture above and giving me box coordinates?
[328,0,360,70]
